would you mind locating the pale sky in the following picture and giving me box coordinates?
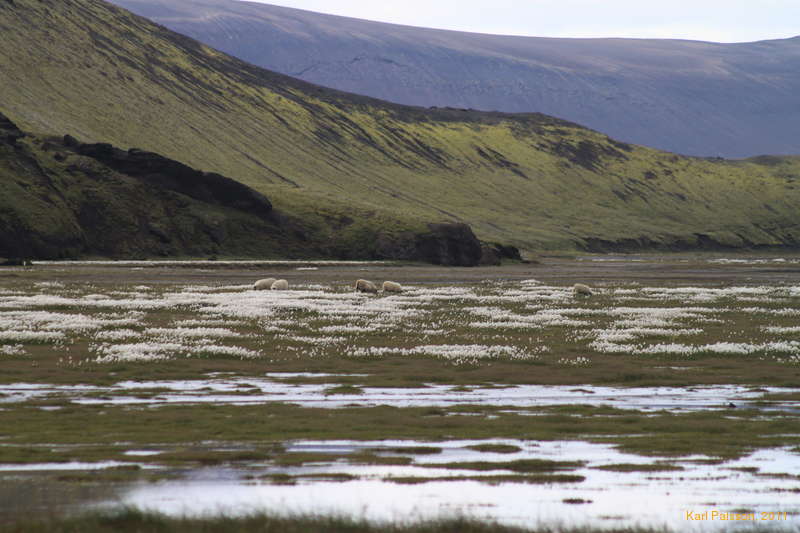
[244,0,799,43]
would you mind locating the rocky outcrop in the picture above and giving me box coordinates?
[479,242,522,266]
[76,142,273,218]
[0,112,23,145]
[0,123,288,260]
[413,223,483,267]
[581,231,800,253]
[366,224,519,266]
[1,119,517,264]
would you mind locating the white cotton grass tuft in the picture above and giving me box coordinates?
[92,340,261,363]
[591,340,800,357]
[92,329,143,342]
[762,326,800,334]
[144,327,243,339]
[0,310,143,334]
[0,344,26,356]
[558,357,590,366]
[280,335,348,345]
[347,344,542,364]
[174,319,247,327]
[0,330,66,343]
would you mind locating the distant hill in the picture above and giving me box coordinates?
[2,0,800,258]
[110,0,800,158]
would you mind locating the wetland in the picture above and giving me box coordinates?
[1,255,799,531]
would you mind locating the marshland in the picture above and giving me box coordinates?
[1,255,799,532]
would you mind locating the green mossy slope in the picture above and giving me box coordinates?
[0,117,465,260]
[1,0,799,252]
[0,126,299,259]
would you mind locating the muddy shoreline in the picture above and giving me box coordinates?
[5,254,800,286]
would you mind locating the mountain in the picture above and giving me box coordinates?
[2,0,800,258]
[108,0,800,159]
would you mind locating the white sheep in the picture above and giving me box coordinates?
[253,278,277,290]
[382,281,403,293]
[271,279,289,290]
[354,279,378,293]
[573,283,593,297]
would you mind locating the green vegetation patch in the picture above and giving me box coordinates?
[323,385,365,396]
[152,448,276,466]
[385,474,585,485]
[368,446,443,455]
[591,463,684,473]
[273,453,347,467]
[3,507,683,533]
[295,473,358,483]
[428,459,583,473]
[465,444,523,454]
[1,401,799,463]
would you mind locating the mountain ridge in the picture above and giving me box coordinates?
[110,0,800,158]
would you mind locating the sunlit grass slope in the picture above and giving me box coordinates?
[2,0,800,251]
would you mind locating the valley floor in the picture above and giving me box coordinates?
[1,254,799,531]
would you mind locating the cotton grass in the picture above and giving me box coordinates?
[4,276,800,368]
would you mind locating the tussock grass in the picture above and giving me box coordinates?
[385,474,586,485]
[0,507,680,533]
[591,463,684,473]
[427,459,584,473]
[466,444,524,454]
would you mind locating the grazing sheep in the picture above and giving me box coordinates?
[354,279,379,293]
[253,278,277,290]
[573,283,593,297]
[382,281,403,293]
[271,279,289,290]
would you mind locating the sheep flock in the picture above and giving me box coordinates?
[254,277,593,297]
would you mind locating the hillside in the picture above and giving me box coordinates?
[0,112,284,260]
[0,113,495,263]
[110,0,800,158]
[2,0,800,255]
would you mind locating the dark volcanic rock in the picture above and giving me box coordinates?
[578,233,797,253]
[0,113,24,145]
[479,242,522,265]
[493,243,522,261]
[0,258,31,267]
[368,225,516,266]
[479,244,501,266]
[62,134,80,148]
[414,223,483,266]
[76,143,273,218]
[0,128,291,260]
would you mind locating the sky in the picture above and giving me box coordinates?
[246,0,799,43]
